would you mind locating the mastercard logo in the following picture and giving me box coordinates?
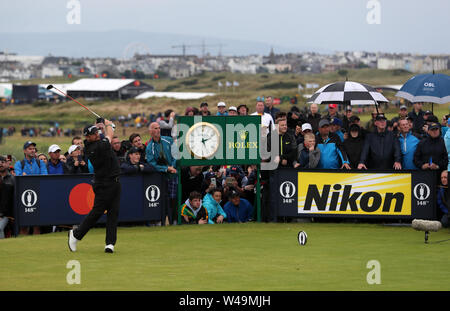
[69,183,95,215]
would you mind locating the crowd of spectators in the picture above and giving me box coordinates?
[1,98,449,238]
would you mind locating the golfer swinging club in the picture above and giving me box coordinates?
[68,119,121,253]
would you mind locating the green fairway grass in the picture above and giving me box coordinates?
[1,223,449,291]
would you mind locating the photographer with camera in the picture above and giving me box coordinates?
[65,144,89,174]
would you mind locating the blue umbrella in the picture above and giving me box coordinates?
[396,73,450,105]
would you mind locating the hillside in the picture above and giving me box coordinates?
[1,69,449,159]
[5,69,449,127]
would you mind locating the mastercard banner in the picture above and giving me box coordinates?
[14,173,165,228]
[272,169,436,220]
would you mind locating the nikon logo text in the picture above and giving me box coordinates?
[298,172,411,216]
[303,184,404,213]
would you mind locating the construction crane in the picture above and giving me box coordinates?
[171,41,226,58]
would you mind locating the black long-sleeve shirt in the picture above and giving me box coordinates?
[359,130,401,169]
[413,136,448,170]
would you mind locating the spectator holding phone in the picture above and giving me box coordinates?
[65,145,89,174]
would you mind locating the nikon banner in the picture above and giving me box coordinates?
[272,169,437,219]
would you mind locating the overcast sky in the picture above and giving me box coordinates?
[1,0,449,54]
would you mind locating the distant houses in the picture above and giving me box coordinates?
[0,50,449,83]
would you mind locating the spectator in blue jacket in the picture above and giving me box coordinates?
[46,144,68,174]
[14,141,47,235]
[398,118,420,170]
[216,102,228,116]
[14,141,48,176]
[223,191,253,223]
[330,117,344,142]
[202,188,227,224]
[315,119,351,170]
[146,122,178,224]
[445,118,450,171]
[441,115,449,137]
[437,170,448,228]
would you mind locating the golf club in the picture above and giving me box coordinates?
[47,84,102,119]
[47,84,115,129]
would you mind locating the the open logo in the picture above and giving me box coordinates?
[145,185,161,203]
[413,183,430,201]
[21,189,37,207]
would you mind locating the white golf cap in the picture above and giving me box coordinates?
[229,106,237,111]
[68,145,80,155]
[217,101,226,107]
[48,144,61,153]
[301,123,313,131]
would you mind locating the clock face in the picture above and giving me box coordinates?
[185,122,220,158]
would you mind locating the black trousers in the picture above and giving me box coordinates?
[73,180,121,245]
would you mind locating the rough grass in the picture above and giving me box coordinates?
[0,223,449,291]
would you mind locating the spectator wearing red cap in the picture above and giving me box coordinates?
[325,103,343,123]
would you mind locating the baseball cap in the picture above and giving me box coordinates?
[229,190,240,198]
[349,123,360,132]
[23,141,36,149]
[83,125,98,136]
[128,146,140,154]
[204,171,215,180]
[349,115,360,123]
[48,144,61,153]
[428,122,440,130]
[345,106,352,111]
[375,114,387,121]
[424,110,433,115]
[328,103,337,109]
[217,102,226,107]
[200,102,208,107]
[330,118,343,126]
[0,155,6,162]
[229,106,237,112]
[301,123,313,132]
[400,105,407,110]
[68,145,80,155]
[319,119,330,128]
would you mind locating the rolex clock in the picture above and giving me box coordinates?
[185,122,220,158]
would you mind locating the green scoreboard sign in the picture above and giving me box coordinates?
[176,116,261,166]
